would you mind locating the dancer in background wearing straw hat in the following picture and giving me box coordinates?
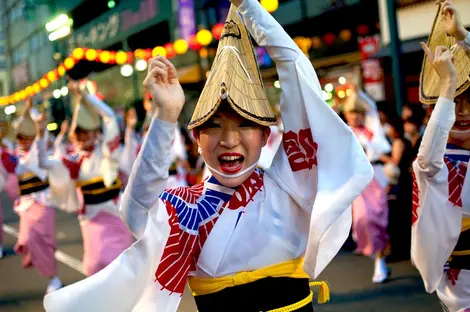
[35,80,133,277]
[43,0,373,311]
[342,89,392,283]
[413,1,470,311]
[1,100,62,294]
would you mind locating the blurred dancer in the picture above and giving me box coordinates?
[343,90,392,283]
[36,81,133,276]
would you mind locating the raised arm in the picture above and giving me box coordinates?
[237,0,372,210]
[120,110,139,177]
[416,42,457,178]
[120,56,186,239]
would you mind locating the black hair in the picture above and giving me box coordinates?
[388,118,405,138]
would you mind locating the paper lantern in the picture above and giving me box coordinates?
[174,39,189,55]
[134,49,146,59]
[144,49,152,60]
[339,29,352,42]
[199,48,208,58]
[188,34,201,50]
[127,52,134,64]
[64,57,75,69]
[39,78,49,89]
[164,43,176,59]
[25,86,33,96]
[85,49,97,61]
[152,46,166,57]
[312,36,322,49]
[212,23,224,40]
[357,24,369,36]
[196,29,213,46]
[57,64,66,76]
[47,70,58,82]
[20,90,27,100]
[33,83,41,93]
[260,0,279,13]
[323,33,336,46]
[116,51,128,65]
[72,48,84,60]
[98,50,110,63]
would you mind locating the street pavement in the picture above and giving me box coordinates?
[0,193,443,312]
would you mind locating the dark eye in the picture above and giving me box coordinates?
[202,121,221,129]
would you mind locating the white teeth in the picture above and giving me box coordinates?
[220,156,242,161]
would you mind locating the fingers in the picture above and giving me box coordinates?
[143,67,169,88]
[434,45,448,59]
[421,42,434,61]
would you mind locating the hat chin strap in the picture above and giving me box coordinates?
[205,160,258,179]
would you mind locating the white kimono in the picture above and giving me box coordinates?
[412,97,470,312]
[43,1,373,311]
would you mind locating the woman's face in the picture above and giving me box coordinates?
[404,121,418,137]
[196,107,270,188]
[344,111,365,128]
[401,106,412,120]
[449,92,470,148]
[17,135,34,151]
[71,129,99,151]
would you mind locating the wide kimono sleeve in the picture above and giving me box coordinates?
[238,0,373,278]
[411,96,462,293]
[119,126,139,178]
[43,118,184,312]
[83,94,121,187]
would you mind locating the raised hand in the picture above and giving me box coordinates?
[436,0,467,41]
[126,108,138,129]
[421,42,457,99]
[143,56,185,123]
[67,80,83,98]
[60,120,69,135]
[35,112,48,138]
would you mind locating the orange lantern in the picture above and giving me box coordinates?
[32,83,41,93]
[39,78,49,89]
[152,46,166,57]
[47,70,58,82]
[188,34,201,50]
[174,39,189,55]
[20,90,27,100]
[339,29,352,42]
[100,50,111,63]
[196,29,212,46]
[64,57,75,69]
[25,86,33,96]
[134,49,146,59]
[357,24,369,36]
[260,0,279,13]
[116,51,128,65]
[323,33,336,46]
[212,23,224,40]
[72,48,84,60]
[85,49,97,61]
[312,36,322,49]
[57,64,66,76]
[164,43,176,58]
[199,47,208,58]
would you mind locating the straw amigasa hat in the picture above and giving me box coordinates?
[342,90,369,113]
[13,106,36,137]
[187,4,276,130]
[419,4,470,104]
[70,81,101,133]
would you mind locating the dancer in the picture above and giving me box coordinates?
[36,81,133,276]
[44,1,373,311]
[3,102,61,293]
[412,1,470,311]
[342,89,392,283]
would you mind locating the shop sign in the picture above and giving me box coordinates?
[358,35,380,60]
[178,0,196,40]
[67,0,170,52]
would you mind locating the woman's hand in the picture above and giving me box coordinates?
[59,120,69,136]
[143,56,185,123]
[421,43,457,100]
[35,113,48,138]
[126,108,138,129]
[436,0,468,41]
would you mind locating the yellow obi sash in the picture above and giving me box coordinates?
[76,177,122,205]
[18,172,49,196]
[188,258,330,305]
[449,217,470,269]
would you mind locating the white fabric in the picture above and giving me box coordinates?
[119,127,139,178]
[258,125,283,170]
[412,96,470,312]
[43,1,373,311]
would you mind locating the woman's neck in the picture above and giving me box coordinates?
[448,138,470,150]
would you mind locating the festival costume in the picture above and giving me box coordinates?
[343,91,391,262]
[3,109,58,282]
[37,93,133,276]
[412,5,470,311]
[43,1,373,311]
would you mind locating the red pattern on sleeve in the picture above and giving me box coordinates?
[107,135,121,153]
[1,150,17,174]
[283,128,318,172]
[61,156,83,180]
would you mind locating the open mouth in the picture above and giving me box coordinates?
[454,120,470,131]
[218,153,245,174]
